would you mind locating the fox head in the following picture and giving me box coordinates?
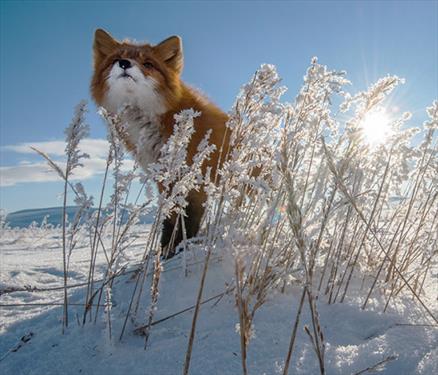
[91,29,183,116]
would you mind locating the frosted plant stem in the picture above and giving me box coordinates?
[385,137,435,282]
[105,286,112,341]
[306,288,325,375]
[114,182,148,251]
[398,187,436,274]
[62,177,69,333]
[331,219,361,304]
[183,246,213,375]
[393,273,416,298]
[353,355,397,375]
[312,185,337,265]
[119,216,160,340]
[119,261,148,342]
[83,161,110,324]
[132,240,155,318]
[417,224,438,294]
[234,259,248,375]
[180,212,188,277]
[94,206,151,323]
[418,258,434,296]
[340,148,393,303]
[132,210,163,318]
[282,286,306,375]
[325,207,352,299]
[362,217,404,309]
[144,250,162,349]
[317,226,336,293]
[114,175,135,244]
[119,233,156,341]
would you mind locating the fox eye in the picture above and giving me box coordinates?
[143,62,155,69]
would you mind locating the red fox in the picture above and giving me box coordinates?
[91,29,229,257]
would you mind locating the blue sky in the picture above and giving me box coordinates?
[1,0,437,213]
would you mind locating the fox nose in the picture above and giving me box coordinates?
[118,59,131,70]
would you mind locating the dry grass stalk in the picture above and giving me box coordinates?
[282,287,306,375]
[182,246,213,375]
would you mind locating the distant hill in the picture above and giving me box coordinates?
[5,206,155,228]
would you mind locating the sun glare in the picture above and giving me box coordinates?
[360,108,392,146]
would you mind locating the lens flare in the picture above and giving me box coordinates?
[360,108,392,146]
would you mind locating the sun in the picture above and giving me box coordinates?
[360,108,392,146]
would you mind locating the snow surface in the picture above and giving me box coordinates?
[1,225,437,375]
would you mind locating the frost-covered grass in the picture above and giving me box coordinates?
[1,59,437,374]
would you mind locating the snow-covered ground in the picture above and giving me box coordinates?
[1,225,437,374]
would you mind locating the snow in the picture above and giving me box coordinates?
[1,225,436,375]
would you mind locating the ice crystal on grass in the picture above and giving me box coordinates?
[150,109,214,219]
[64,100,90,176]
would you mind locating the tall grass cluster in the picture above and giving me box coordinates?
[31,58,437,374]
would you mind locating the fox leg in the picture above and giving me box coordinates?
[161,212,180,259]
[161,191,206,259]
[184,191,206,241]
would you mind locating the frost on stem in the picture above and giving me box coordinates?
[64,100,90,176]
[149,109,215,219]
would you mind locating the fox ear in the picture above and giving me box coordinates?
[93,29,119,64]
[155,36,183,74]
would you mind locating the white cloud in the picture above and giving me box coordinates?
[4,138,110,159]
[1,138,136,187]
[1,162,66,186]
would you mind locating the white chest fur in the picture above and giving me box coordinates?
[103,62,167,170]
[121,109,164,170]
